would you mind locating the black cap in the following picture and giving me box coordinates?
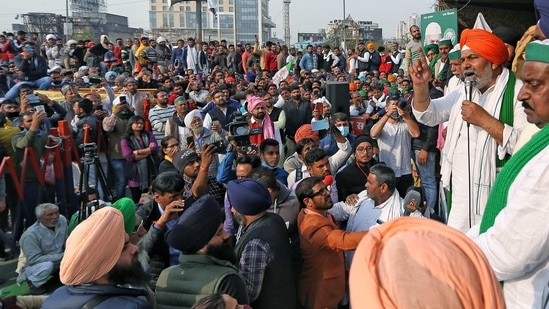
[17,30,26,36]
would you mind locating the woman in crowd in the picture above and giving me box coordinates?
[121,115,158,203]
[158,135,181,174]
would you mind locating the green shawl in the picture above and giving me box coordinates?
[480,124,549,234]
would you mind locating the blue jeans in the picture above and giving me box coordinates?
[110,159,127,200]
[3,77,53,100]
[413,150,437,209]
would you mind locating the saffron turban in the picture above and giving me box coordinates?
[349,217,505,309]
[295,124,319,144]
[60,207,126,285]
[247,96,275,139]
[460,28,508,66]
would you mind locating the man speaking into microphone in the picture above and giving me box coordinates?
[409,29,527,233]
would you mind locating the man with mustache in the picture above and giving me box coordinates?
[467,39,549,308]
[410,29,527,233]
[17,203,67,295]
[155,194,249,308]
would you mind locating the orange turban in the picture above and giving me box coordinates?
[460,28,508,66]
[60,207,126,285]
[350,217,504,309]
[295,124,319,144]
[349,82,357,91]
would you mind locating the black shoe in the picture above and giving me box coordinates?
[27,281,47,295]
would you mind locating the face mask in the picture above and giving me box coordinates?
[337,125,349,136]
[6,111,20,119]
[291,94,301,101]
[117,110,133,119]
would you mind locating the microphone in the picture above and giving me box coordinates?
[402,189,422,216]
[464,76,474,102]
[464,77,475,128]
[323,175,334,186]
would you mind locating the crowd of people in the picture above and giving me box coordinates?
[0,3,548,307]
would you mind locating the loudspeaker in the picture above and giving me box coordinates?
[325,82,350,117]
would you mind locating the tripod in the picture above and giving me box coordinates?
[78,143,115,223]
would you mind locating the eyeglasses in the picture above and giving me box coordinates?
[356,146,373,153]
[166,143,180,148]
[308,186,330,198]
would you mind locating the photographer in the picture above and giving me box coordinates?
[182,110,226,177]
[370,94,420,197]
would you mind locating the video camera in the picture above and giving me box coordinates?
[79,142,97,164]
[227,112,263,148]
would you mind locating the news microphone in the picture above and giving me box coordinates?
[402,189,422,216]
[464,77,474,128]
[323,175,334,186]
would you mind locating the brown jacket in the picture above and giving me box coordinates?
[297,209,366,309]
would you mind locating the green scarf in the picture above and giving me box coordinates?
[480,124,549,234]
[495,71,517,168]
[428,54,440,77]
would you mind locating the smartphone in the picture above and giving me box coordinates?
[186,136,194,146]
[89,77,101,84]
[210,140,226,154]
[35,104,46,113]
[315,102,323,113]
[25,94,40,104]
[119,96,127,104]
[211,116,220,127]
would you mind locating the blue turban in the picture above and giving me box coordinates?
[227,179,272,215]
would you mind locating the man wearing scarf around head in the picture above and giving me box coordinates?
[247,96,282,148]
[410,28,528,233]
[465,39,549,309]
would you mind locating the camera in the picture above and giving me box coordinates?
[397,98,409,110]
[226,112,263,147]
[79,143,98,164]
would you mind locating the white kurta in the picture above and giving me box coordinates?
[413,68,527,233]
[467,143,549,309]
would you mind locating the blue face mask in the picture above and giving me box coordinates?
[337,125,349,136]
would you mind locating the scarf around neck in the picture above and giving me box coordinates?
[480,124,549,234]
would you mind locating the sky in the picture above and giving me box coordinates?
[1,0,437,41]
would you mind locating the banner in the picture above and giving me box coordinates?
[420,9,458,48]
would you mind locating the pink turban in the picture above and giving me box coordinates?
[247,96,275,139]
[60,207,126,285]
[350,217,504,309]
[460,28,509,66]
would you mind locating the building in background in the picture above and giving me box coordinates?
[326,16,382,49]
[149,0,275,44]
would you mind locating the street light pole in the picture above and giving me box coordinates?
[342,0,346,49]
[196,0,203,39]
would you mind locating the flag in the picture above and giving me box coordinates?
[208,0,217,17]
[272,61,293,86]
